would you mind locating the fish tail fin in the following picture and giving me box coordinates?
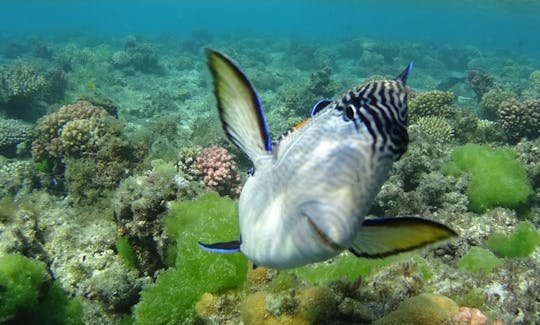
[349,216,457,258]
[206,49,272,161]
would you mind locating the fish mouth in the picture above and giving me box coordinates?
[307,218,343,252]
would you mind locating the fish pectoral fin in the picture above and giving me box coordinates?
[207,49,272,161]
[349,216,457,258]
[310,99,333,116]
[198,240,241,254]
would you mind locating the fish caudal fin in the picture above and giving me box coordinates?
[349,216,457,258]
[198,240,241,254]
[206,49,272,160]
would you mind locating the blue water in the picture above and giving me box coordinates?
[1,0,540,56]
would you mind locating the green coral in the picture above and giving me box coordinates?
[133,192,247,324]
[444,144,533,212]
[408,90,455,122]
[458,247,502,274]
[487,221,540,258]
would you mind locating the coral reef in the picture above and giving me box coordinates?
[113,160,202,275]
[32,100,146,203]
[479,88,516,121]
[0,118,32,157]
[413,116,455,144]
[0,60,46,104]
[497,98,540,143]
[407,90,455,122]
[468,70,496,99]
[195,146,242,197]
[31,100,110,162]
[111,36,160,73]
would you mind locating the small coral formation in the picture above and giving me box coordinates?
[31,100,110,163]
[479,88,516,121]
[468,70,496,99]
[175,146,203,181]
[453,307,490,325]
[444,144,533,213]
[0,161,44,199]
[497,98,540,143]
[113,160,202,275]
[0,60,46,104]
[414,116,455,144]
[32,100,145,203]
[408,90,455,122]
[111,35,160,73]
[195,146,242,197]
[0,118,32,157]
[372,293,459,325]
[307,65,340,99]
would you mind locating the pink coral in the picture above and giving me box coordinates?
[196,146,241,197]
[452,307,489,325]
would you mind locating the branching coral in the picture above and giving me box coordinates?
[414,116,454,144]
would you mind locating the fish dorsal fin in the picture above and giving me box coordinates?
[349,216,457,258]
[310,99,333,116]
[396,62,414,84]
[207,49,272,161]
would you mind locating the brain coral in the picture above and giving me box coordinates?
[31,100,112,162]
[497,99,540,143]
[408,90,455,122]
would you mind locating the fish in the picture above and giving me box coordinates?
[199,49,457,269]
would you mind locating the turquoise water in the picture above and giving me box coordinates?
[1,1,540,54]
[0,1,539,324]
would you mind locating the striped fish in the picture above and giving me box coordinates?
[199,49,456,269]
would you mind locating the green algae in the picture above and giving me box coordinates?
[0,253,82,325]
[444,144,533,213]
[133,192,247,324]
[458,247,502,274]
[116,236,138,268]
[487,221,540,258]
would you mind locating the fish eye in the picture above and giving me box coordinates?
[345,104,356,120]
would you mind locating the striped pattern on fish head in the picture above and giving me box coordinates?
[332,63,413,161]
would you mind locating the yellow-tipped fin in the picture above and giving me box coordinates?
[350,216,457,258]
